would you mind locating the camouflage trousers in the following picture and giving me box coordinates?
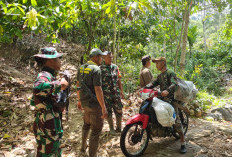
[35,135,62,157]
[161,98,184,134]
[33,111,63,157]
[172,100,184,134]
[104,94,123,118]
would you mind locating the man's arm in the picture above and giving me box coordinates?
[145,77,159,89]
[162,71,177,97]
[94,86,108,119]
[116,66,124,98]
[76,80,82,110]
[118,79,124,99]
[167,73,177,93]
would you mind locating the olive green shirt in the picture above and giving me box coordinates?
[77,60,102,107]
[151,69,177,96]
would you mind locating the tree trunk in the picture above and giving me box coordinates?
[203,0,207,49]
[163,36,166,57]
[218,12,220,43]
[180,0,192,76]
[174,8,186,72]
[113,15,117,63]
[117,24,120,57]
[190,46,192,59]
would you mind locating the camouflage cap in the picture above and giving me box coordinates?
[33,47,63,59]
[89,48,107,58]
[152,57,166,63]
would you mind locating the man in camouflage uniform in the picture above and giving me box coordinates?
[147,57,187,154]
[31,47,69,157]
[76,48,108,157]
[140,55,153,87]
[100,51,124,135]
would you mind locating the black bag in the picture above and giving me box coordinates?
[54,90,68,108]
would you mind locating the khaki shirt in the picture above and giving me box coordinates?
[140,66,153,87]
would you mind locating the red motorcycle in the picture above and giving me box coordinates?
[120,89,189,157]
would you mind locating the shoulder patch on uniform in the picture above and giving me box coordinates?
[80,67,92,74]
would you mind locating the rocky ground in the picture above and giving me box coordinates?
[0,57,232,157]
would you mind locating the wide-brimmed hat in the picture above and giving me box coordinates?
[152,57,166,63]
[103,51,112,55]
[89,48,107,58]
[33,47,63,59]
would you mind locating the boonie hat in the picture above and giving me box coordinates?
[141,55,151,62]
[33,47,63,59]
[152,57,166,63]
[89,48,107,58]
[103,51,112,55]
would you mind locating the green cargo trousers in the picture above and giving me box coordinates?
[81,106,103,157]
[172,100,184,134]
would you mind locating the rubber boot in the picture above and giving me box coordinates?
[115,115,122,133]
[81,128,90,152]
[180,144,187,154]
[107,117,116,135]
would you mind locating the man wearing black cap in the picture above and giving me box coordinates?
[140,55,154,87]
[76,48,108,157]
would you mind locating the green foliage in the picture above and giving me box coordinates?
[196,90,229,111]
[195,91,216,111]
[187,25,198,48]
[223,14,232,40]
[118,58,141,95]
[184,41,232,95]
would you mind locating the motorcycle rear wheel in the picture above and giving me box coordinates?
[120,122,149,157]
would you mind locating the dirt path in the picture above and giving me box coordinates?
[61,101,232,157]
[0,58,232,157]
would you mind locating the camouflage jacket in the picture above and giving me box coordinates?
[151,69,177,97]
[100,63,121,97]
[31,67,63,139]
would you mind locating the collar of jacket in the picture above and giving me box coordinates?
[42,66,56,76]
[101,61,112,67]
[87,60,97,65]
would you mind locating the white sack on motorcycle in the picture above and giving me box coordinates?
[174,78,198,103]
[152,98,176,127]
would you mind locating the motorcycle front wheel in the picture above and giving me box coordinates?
[120,122,149,157]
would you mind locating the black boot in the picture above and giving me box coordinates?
[180,144,187,154]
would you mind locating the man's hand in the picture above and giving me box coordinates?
[101,108,108,119]
[161,90,169,97]
[61,78,69,90]
[77,101,82,110]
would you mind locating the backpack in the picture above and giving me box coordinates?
[174,77,198,103]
